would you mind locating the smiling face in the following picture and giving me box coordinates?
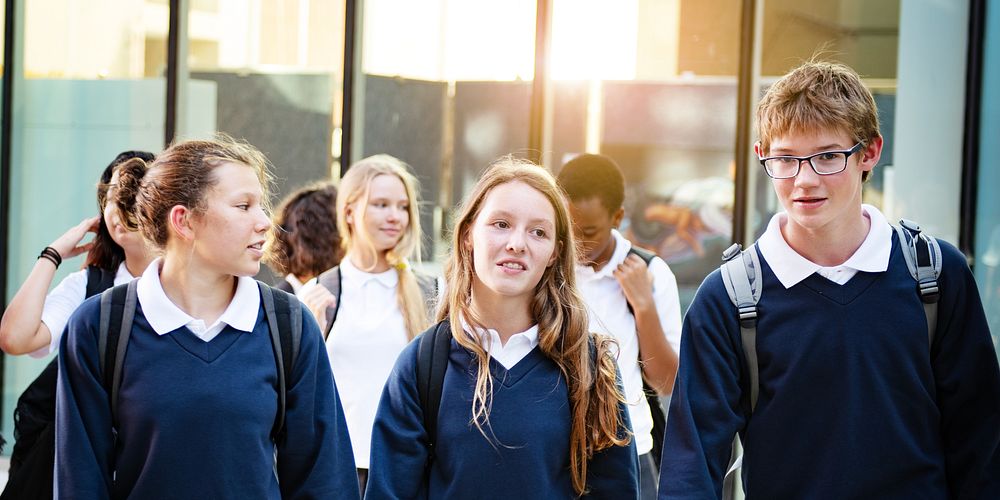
[467,180,558,306]
[758,127,881,241]
[349,173,411,254]
[189,161,271,277]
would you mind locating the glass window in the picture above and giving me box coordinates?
[976,3,1000,360]
[751,0,970,248]
[547,0,742,310]
[355,0,537,264]
[4,0,167,447]
[184,0,347,283]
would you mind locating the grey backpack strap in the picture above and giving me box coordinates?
[720,243,763,411]
[259,282,303,443]
[316,267,343,340]
[719,243,762,500]
[98,279,139,428]
[894,220,942,346]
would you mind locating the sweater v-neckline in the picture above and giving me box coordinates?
[168,327,244,363]
[481,345,546,387]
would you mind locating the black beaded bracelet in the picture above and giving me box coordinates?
[38,246,63,268]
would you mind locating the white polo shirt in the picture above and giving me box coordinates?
[576,229,683,456]
[757,204,893,288]
[321,256,409,469]
[37,262,136,358]
[136,258,260,341]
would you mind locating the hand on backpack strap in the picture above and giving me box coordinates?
[614,254,655,313]
[298,281,337,330]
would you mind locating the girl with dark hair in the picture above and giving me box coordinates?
[56,136,358,499]
[366,157,639,498]
[0,150,155,356]
[266,182,342,293]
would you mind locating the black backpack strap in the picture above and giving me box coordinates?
[416,321,452,465]
[894,220,943,346]
[99,280,139,429]
[258,282,303,443]
[624,245,667,468]
[85,266,116,299]
[316,266,343,340]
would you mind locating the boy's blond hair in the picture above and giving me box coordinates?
[756,61,880,181]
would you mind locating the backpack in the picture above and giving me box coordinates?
[717,219,943,500]
[622,246,669,470]
[3,266,118,500]
[97,280,303,443]
[315,265,439,339]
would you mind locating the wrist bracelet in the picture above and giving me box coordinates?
[38,246,63,268]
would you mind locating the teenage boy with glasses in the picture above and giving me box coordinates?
[658,61,1000,499]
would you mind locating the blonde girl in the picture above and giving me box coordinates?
[366,157,639,498]
[299,155,435,493]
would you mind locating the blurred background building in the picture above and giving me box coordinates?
[0,0,997,454]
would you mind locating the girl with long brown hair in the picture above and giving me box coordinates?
[366,157,639,498]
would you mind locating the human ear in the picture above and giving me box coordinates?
[168,205,195,241]
[753,141,765,158]
[611,206,625,228]
[859,135,884,173]
[344,204,354,225]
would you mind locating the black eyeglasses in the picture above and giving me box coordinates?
[758,143,864,179]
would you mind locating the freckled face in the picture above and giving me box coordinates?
[468,181,558,305]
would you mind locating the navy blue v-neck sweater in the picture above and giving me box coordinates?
[659,233,1000,499]
[366,323,640,499]
[56,293,360,499]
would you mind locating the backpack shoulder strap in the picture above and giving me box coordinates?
[98,279,139,429]
[893,219,943,346]
[719,243,762,411]
[258,282,303,443]
[416,321,452,464]
[627,245,657,265]
[85,266,117,299]
[316,266,343,340]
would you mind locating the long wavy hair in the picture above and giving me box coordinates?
[337,155,428,339]
[438,156,629,495]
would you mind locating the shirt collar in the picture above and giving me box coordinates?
[757,204,892,289]
[136,258,261,335]
[578,228,631,280]
[460,316,539,348]
[340,254,399,288]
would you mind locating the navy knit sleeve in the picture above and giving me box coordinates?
[584,370,640,499]
[658,269,746,499]
[930,240,1000,499]
[365,338,428,500]
[276,302,360,500]
[55,296,114,499]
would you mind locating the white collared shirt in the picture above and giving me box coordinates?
[463,318,540,370]
[136,258,260,342]
[38,261,136,357]
[757,204,893,288]
[576,228,682,455]
[319,255,409,469]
